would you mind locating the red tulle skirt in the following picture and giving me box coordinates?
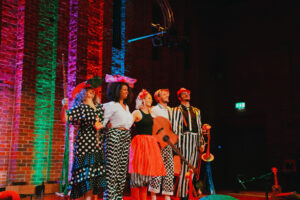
[129,135,167,177]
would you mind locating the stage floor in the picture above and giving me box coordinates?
[19,191,268,200]
[219,191,267,200]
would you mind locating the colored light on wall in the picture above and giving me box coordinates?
[10,0,25,183]
[0,0,25,186]
[32,0,58,185]
[111,0,126,75]
[67,0,79,179]
[87,0,104,98]
[235,102,246,110]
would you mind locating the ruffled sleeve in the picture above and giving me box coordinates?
[103,101,115,127]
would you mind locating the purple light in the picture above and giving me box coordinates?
[67,0,79,179]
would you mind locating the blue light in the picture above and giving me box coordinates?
[111,0,126,75]
[127,31,166,43]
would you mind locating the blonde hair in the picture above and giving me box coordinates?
[135,89,151,109]
[154,89,169,102]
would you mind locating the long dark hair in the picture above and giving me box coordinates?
[106,82,133,105]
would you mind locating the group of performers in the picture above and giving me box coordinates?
[61,74,204,200]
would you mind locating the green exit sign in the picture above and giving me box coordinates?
[235,102,246,110]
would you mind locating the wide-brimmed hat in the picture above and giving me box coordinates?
[72,75,104,99]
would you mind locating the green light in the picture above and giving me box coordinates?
[31,0,58,185]
[235,102,246,110]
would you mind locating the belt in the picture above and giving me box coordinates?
[182,131,198,136]
[113,127,129,131]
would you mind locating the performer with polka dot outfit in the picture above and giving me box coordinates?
[61,76,106,200]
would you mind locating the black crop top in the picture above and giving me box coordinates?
[135,110,153,135]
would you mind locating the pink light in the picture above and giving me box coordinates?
[0,0,25,186]
[67,0,79,179]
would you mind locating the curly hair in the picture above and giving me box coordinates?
[72,87,98,108]
[106,82,133,105]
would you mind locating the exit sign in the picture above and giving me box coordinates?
[235,102,246,110]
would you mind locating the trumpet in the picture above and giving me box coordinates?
[201,124,214,162]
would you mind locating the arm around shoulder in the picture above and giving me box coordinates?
[132,110,142,122]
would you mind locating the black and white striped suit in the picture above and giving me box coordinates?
[171,105,202,198]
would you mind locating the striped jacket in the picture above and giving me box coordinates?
[171,105,202,148]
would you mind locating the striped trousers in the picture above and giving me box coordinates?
[130,173,152,187]
[103,129,131,200]
[176,132,199,198]
[148,145,174,195]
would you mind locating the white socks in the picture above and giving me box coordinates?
[151,193,171,200]
[151,193,157,200]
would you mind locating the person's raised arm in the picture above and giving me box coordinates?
[61,98,69,123]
